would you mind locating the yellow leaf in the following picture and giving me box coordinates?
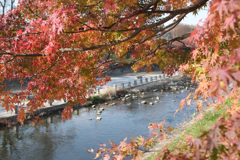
[186,93,191,99]
[0,76,4,82]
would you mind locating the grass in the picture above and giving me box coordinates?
[146,98,232,160]
[88,95,104,104]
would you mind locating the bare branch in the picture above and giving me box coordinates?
[140,0,208,14]
[59,13,176,53]
[0,0,6,15]
[28,52,65,79]
[0,55,16,64]
[167,33,191,47]
[177,40,187,48]
[0,52,44,57]
[139,13,187,45]
[11,0,15,10]
[63,27,136,34]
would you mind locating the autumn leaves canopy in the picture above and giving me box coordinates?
[1,0,239,126]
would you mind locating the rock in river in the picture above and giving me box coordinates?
[96,117,102,120]
[141,101,147,104]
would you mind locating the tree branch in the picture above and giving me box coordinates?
[140,0,208,14]
[28,51,65,79]
[177,40,187,48]
[0,52,44,57]
[167,33,191,47]
[1,32,41,42]
[59,0,207,53]
[0,55,16,64]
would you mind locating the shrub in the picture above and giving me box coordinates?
[100,86,117,100]
[89,95,104,104]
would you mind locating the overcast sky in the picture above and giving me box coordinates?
[1,0,209,26]
[181,9,209,25]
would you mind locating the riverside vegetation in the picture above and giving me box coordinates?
[145,98,233,160]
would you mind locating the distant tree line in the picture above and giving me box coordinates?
[0,0,16,15]
[161,23,195,40]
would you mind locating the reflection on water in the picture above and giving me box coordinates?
[0,87,198,160]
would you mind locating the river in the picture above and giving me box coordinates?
[0,83,199,160]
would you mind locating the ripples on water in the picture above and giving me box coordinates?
[0,87,199,160]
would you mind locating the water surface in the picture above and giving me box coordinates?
[0,87,198,160]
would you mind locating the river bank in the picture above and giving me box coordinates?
[142,103,216,159]
[0,72,199,160]
[0,72,190,127]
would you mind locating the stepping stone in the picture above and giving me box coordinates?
[96,117,102,120]
[141,101,147,104]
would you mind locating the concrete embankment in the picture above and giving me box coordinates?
[0,100,94,127]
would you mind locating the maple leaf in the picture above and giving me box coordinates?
[191,49,198,61]
[186,99,191,105]
[224,14,237,33]
[103,154,110,160]
[119,137,127,148]
[186,93,191,99]
[197,113,204,120]
[99,143,106,147]
[209,67,232,85]
[112,4,119,12]
[228,0,240,12]
[57,24,64,34]
[104,4,111,14]
[94,152,101,159]
[225,130,236,139]
[137,136,145,146]
[39,120,44,125]
[87,149,94,153]
[231,71,240,83]
[185,135,193,144]
[175,99,185,115]
[216,0,228,20]
[194,138,203,150]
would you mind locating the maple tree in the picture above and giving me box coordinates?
[1,0,240,159]
[92,0,240,159]
[0,0,208,124]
